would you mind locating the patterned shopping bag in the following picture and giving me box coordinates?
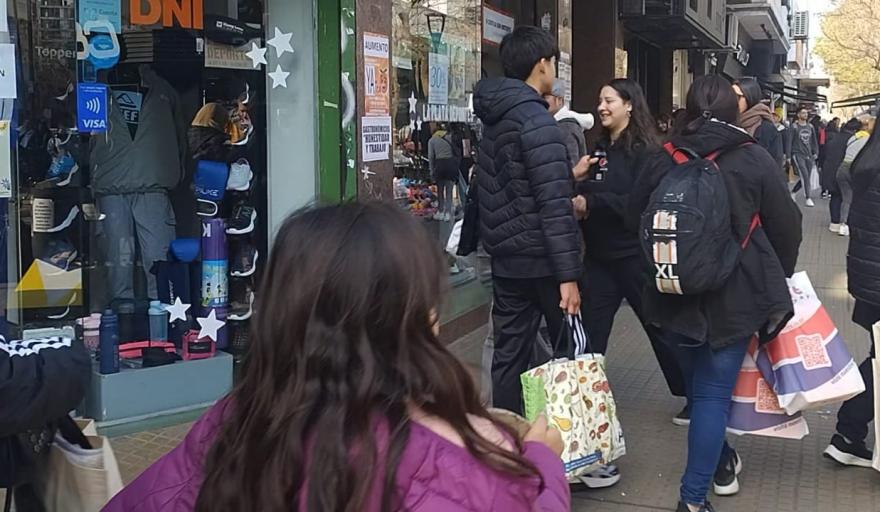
[728,338,809,439]
[755,272,865,414]
[521,315,625,478]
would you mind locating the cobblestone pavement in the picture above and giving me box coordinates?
[113,197,879,510]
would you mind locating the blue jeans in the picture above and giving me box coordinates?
[661,331,749,505]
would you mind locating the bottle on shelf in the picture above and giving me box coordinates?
[148,300,169,342]
[99,309,119,375]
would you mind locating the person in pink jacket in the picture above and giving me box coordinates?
[104,201,569,512]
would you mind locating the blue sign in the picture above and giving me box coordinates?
[77,83,108,133]
[79,0,121,33]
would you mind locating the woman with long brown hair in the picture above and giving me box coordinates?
[103,201,569,512]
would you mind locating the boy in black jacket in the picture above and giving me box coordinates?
[473,26,583,415]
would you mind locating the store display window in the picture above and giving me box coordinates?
[4,1,278,375]
[391,0,481,284]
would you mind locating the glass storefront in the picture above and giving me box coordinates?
[1,0,320,423]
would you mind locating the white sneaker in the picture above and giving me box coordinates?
[829,223,841,233]
[573,464,621,489]
[805,198,815,207]
[839,224,850,237]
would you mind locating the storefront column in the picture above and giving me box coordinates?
[571,0,617,138]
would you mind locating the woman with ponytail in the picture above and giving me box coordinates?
[628,75,802,512]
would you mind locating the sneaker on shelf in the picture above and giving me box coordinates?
[226,203,257,235]
[824,433,874,468]
[47,153,79,186]
[672,405,690,427]
[839,224,850,237]
[713,448,742,496]
[829,223,841,233]
[227,158,253,191]
[570,464,621,490]
[676,501,716,512]
[40,238,79,272]
[231,243,259,277]
[229,288,255,321]
[805,198,815,207]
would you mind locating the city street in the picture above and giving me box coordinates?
[113,197,879,511]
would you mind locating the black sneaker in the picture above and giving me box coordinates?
[824,433,874,468]
[231,243,258,277]
[226,203,257,235]
[673,405,690,426]
[676,501,716,512]
[229,287,254,321]
[713,448,742,496]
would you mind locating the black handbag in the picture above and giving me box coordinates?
[457,170,479,256]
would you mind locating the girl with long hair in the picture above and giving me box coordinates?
[628,75,802,512]
[571,79,687,429]
[104,202,570,512]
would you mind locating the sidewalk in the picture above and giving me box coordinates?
[113,196,878,510]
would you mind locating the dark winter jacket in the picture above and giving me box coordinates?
[847,153,880,306]
[822,129,855,192]
[0,336,90,486]
[473,78,582,283]
[754,119,784,166]
[554,107,590,168]
[577,141,659,262]
[628,120,803,349]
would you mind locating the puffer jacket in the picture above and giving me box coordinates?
[628,119,803,348]
[822,129,854,192]
[847,152,880,306]
[473,78,582,283]
[103,400,570,512]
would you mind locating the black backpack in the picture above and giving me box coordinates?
[639,143,760,295]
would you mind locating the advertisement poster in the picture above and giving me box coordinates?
[76,83,108,133]
[483,4,514,45]
[0,122,11,198]
[428,52,449,105]
[362,116,391,162]
[0,45,16,99]
[79,0,121,33]
[559,52,572,105]
[363,32,390,116]
[205,38,261,70]
[112,90,142,132]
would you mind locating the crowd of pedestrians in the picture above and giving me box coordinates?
[7,25,875,512]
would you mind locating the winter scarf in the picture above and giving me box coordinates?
[740,103,774,136]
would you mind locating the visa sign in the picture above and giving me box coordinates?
[131,0,204,29]
[77,83,109,133]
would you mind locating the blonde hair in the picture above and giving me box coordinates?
[192,103,230,131]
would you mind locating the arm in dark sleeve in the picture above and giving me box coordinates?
[625,150,670,232]
[561,126,581,170]
[522,113,582,283]
[0,337,90,437]
[811,126,820,157]
[759,154,803,276]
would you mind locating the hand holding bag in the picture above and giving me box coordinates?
[520,315,625,478]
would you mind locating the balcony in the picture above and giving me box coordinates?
[727,0,790,53]
[619,0,727,49]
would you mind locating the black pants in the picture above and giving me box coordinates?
[491,276,574,414]
[582,255,686,397]
[836,301,877,443]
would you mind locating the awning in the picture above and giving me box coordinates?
[760,81,828,104]
[831,92,880,111]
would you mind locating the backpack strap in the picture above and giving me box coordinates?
[741,213,762,249]
[664,142,754,164]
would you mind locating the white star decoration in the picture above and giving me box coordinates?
[267,27,294,57]
[245,42,267,68]
[408,119,415,131]
[408,92,418,114]
[268,65,290,89]
[197,309,225,342]
[165,297,190,324]
[416,118,423,131]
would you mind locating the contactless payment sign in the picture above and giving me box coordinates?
[77,83,108,133]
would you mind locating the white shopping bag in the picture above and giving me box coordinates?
[445,219,462,255]
[873,323,880,472]
[809,164,821,194]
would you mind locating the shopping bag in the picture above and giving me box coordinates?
[35,425,123,512]
[809,163,821,194]
[755,272,865,414]
[728,338,809,439]
[872,323,880,472]
[446,219,463,255]
[520,315,625,478]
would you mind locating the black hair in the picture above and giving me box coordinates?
[828,117,840,132]
[798,106,809,114]
[850,121,880,192]
[683,75,740,133]
[499,26,559,81]
[734,77,763,110]
[843,118,862,133]
[600,78,660,153]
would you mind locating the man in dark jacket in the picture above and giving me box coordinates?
[823,118,860,232]
[473,26,582,414]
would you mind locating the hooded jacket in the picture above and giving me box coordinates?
[822,128,855,191]
[554,107,592,168]
[847,146,880,306]
[103,400,570,512]
[473,78,582,283]
[740,104,783,165]
[628,120,803,349]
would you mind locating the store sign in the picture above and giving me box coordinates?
[77,83,109,133]
[363,33,390,116]
[421,104,475,124]
[0,45,16,100]
[362,116,391,162]
[428,52,449,105]
[205,38,260,70]
[483,4,514,45]
[112,90,142,129]
[130,0,204,29]
[80,0,122,33]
